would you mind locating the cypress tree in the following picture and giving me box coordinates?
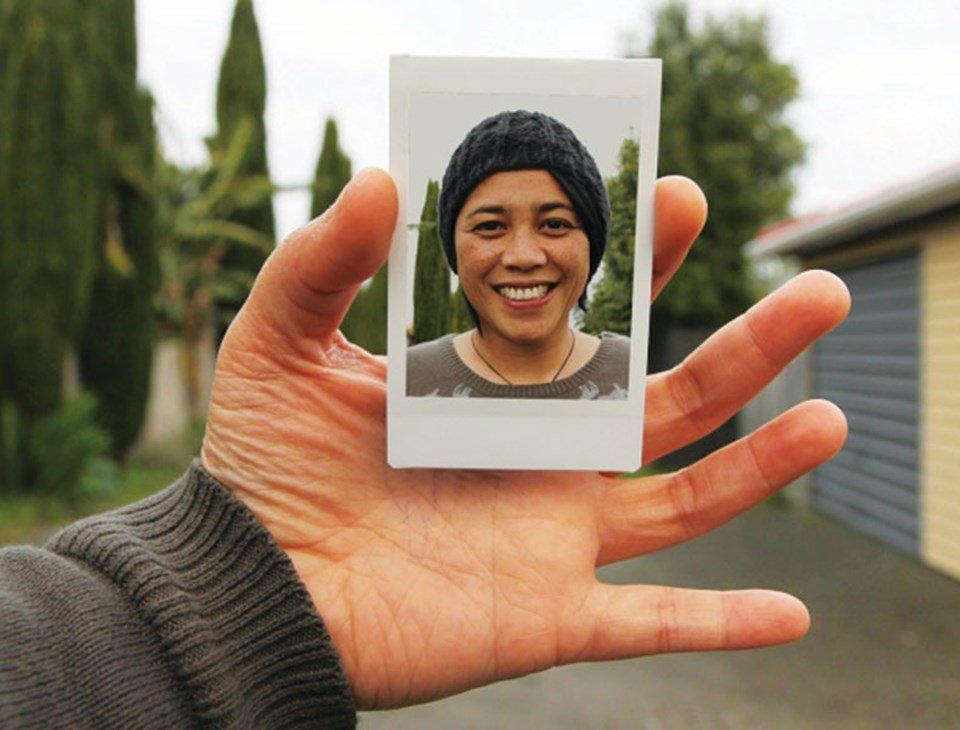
[89,0,136,118]
[343,265,388,355]
[411,180,449,344]
[450,283,473,334]
[78,87,159,458]
[72,1,160,458]
[0,0,101,419]
[311,116,377,348]
[211,0,274,339]
[310,117,352,219]
[338,278,363,345]
[582,137,638,336]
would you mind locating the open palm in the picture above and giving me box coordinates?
[201,169,849,711]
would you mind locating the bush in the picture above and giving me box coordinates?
[0,393,119,502]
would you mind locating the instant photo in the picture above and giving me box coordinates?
[388,56,661,470]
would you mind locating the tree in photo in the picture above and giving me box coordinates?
[210,0,274,341]
[582,137,638,337]
[411,180,449,344]
[450,282,473,334]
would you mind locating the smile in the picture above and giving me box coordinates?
[492,282,557,308]
[493,283,556,301]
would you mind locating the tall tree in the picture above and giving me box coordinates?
[78,87,159,459]
[311,116,371,345]
[310,117,352,219]
[0,0,126,495]
[0,0,101,419]
[411,180,449,345]
[583,137,639,337]
[625,1,804,330]
[78,1,160,458]
[342,265,388,355]
[211,0,274,339]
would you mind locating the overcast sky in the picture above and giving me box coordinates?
[138,0,960,242]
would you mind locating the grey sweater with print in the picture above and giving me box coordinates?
[0,461,356,729]
[406,331,631,399]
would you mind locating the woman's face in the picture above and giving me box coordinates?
[454,169,590,344]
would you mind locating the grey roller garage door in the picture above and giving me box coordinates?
[812,251,920,555]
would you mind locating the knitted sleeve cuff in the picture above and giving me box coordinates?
[46,459,357,728]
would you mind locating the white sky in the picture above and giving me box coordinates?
[138,0,960,242]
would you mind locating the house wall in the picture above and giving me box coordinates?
[920,217,960,577]
[808,252,921,554]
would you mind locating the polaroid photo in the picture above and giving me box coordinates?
[387,55,661,470]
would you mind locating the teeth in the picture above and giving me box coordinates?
[498,284,550,301]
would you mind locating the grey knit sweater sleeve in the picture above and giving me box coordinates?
[0,460,356,729]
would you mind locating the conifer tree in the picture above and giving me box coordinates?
[411,180,449,344]
[75,1,160,458]
[78,87,159,458]
[0,0,101,419]
[310,117,352,219]
[342,265,388,355]
[311,116,368,345]
[211,0,274,338]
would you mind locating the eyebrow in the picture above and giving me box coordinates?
[466,205,508,218]
[537,201,576,215]
[465,201,576,218]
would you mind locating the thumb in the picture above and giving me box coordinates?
[246,167,398,345]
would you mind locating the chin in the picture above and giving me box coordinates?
[495,319,560,344]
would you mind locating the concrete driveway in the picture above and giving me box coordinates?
[361,503,960,729]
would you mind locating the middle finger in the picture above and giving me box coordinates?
[596,398,847,566]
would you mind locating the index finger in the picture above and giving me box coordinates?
[643,269,851,464]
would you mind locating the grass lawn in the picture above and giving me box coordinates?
[0,459,189,546]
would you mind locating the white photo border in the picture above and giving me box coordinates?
[388,55,661,470]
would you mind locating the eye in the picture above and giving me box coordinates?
[471,220,505,234]
[541,218,574,234]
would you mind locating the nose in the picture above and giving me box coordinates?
[500,226,547,269]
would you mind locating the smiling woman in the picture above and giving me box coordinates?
[405,110,631,400]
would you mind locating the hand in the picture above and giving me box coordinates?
[201,169,850,710]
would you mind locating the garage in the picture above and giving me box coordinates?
[743,162,960,579]
[811,253,920,555]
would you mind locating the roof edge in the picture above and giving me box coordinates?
[746,163,960,258]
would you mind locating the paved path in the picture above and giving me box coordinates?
[361,503,960,729]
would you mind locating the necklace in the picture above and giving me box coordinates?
[471,330,576,386]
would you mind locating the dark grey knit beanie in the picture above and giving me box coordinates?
[438,110,610,304]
